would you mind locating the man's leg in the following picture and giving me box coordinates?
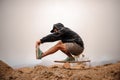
[41,41,74,58]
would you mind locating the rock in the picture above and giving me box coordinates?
[0,60,14,79]
[17,67,33,74]
[63,62,70,69]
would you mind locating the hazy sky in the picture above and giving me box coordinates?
[0,0,120,68]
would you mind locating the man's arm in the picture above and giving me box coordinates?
[40,28,66,43]
[40,33,61,43]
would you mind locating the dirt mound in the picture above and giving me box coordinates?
[0,60,120,80]
[0,60,14,79]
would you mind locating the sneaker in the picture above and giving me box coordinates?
[36,47,43,59]
[64,57,75,62]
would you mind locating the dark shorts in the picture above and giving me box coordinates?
[65,42,84,56]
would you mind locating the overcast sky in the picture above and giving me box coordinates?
[0,0,120,68]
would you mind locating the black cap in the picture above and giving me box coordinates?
[51,23,64,33]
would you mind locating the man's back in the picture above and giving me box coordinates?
[41,25,84,48]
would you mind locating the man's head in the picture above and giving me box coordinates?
[51,23,64,33]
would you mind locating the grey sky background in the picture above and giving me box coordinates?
[0,0,120,68]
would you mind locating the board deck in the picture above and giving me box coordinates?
[54,60,91,63]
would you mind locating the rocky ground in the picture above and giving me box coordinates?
[0,60,120,80]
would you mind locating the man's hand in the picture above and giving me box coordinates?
[35,40,41,48]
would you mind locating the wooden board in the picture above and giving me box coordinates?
[54,60,91,63]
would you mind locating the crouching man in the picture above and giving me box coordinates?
[35,23,84,61]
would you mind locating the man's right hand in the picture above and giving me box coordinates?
[35,40,41,48]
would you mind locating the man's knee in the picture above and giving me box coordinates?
[56,41,65,49]
[57,41,63,45]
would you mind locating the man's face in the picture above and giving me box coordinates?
[54,28,58,33]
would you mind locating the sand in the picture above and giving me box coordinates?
[0,60,120,80]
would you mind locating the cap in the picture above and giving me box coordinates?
[50,23,64,33]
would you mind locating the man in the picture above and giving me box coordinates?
[36,23,84,61]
